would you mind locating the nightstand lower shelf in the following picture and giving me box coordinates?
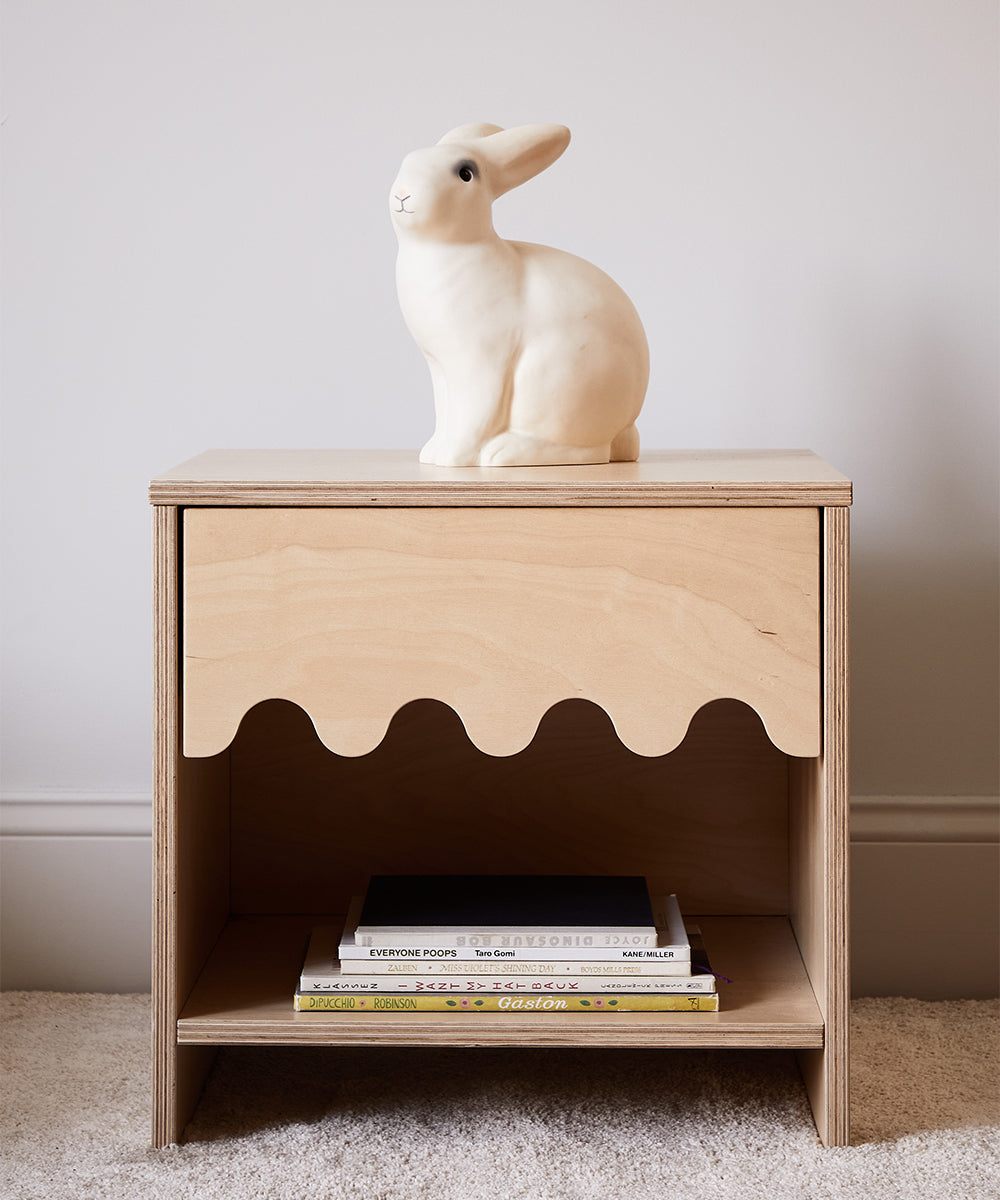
[176,913,824,1049]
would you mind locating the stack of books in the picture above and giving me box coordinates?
[294,875,719,1012]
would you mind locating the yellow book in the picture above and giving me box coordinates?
[294,992,718,1012]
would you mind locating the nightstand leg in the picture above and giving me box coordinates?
[791,507,850,1146]
[153,506,226,1146]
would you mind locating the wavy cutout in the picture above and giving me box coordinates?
[189,694,811,762]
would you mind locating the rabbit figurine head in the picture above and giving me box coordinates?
[390,123,649,468]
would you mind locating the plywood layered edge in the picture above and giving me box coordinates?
[149,449,853,508]
[789,506,850,1147]
[151,506,176,1147]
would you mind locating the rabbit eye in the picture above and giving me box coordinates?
[454,159,478,183]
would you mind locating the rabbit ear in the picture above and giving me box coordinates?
[479,124,571,196]
[437,123,504,145]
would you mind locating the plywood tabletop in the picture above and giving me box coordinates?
[149,449,852,507]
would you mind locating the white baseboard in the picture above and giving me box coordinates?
[0,790,152,837]
[851,794,999,842]
[1,834,152,992]
[1,790,154,992]
[849,794,998,1000]
[1,791,997,996]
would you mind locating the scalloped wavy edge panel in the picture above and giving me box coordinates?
[201,694,801,761]
[186,693,814,760]
[182,507,821,760]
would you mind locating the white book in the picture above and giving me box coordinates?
[338,894,691,968]
[299,924,717,994]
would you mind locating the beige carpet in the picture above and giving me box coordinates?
[2,994,997,1199]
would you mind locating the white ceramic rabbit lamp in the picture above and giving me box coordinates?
[390,123,649,467]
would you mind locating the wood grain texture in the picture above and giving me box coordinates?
[149,448,853,507]
[177,913,824,1048]
[182,506,821,759]
[227,697,790,917]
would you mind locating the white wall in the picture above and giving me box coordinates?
[1,1,997,990]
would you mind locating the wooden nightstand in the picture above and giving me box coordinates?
[150,449,851,1146]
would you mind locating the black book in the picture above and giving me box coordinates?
[354,874,658,948]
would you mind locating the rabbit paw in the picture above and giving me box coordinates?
[479,432,612,467]
[610,423,640,462]
[420,435,486,467]
[418,436,442,465]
